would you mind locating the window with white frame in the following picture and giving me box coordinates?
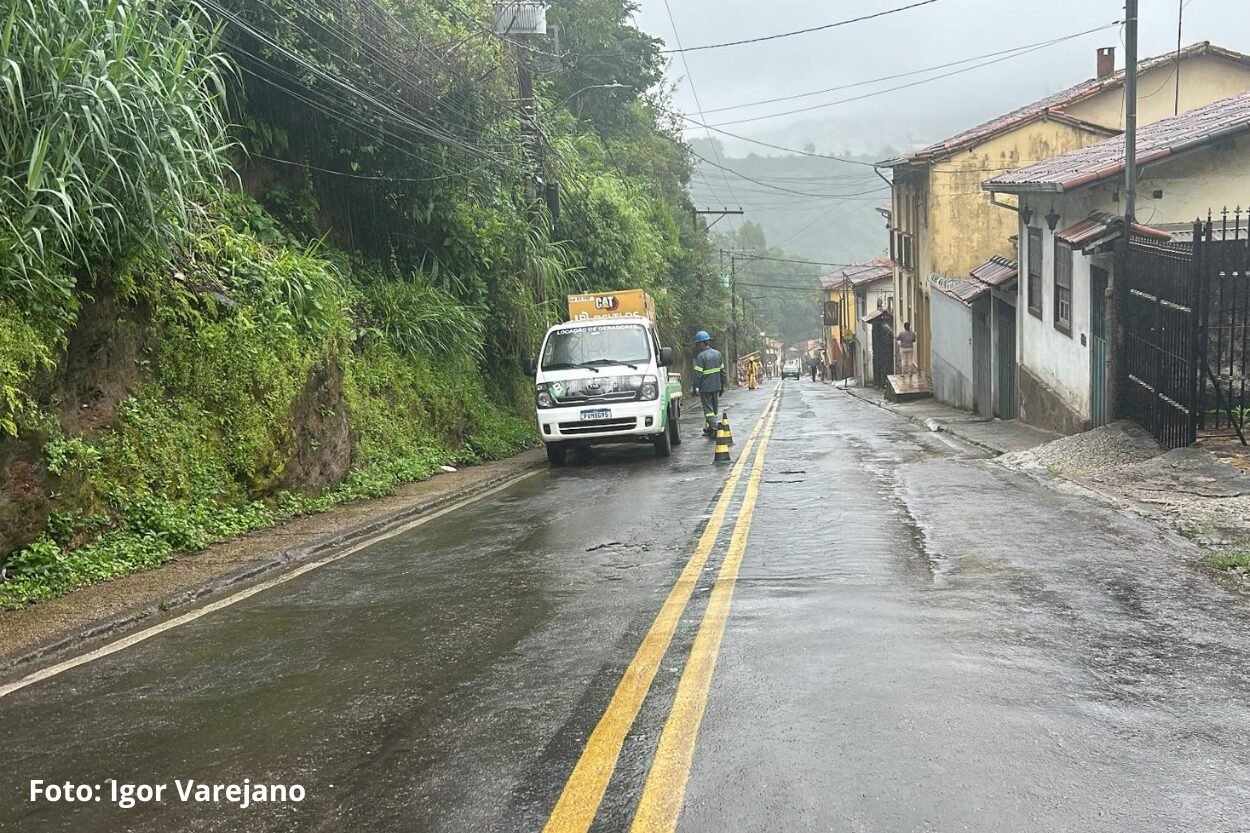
[1054,239,1073,335]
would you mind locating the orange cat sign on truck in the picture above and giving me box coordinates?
[521,289,682,466]
[566,289,657,322]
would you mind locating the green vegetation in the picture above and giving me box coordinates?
[0,0,743,606]
[713,221,824,351]
[0,0,230,324]
[1203,548,1250,575]
[1,0,836,607]
[689,138,890,266]
[1181,520,1217,541]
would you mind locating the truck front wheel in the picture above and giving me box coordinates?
[546,443,568,467]
[669,402,682,447]
[654,423,673,458]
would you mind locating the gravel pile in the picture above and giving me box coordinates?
[998,422,1162,478]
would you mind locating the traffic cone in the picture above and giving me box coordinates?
[713,414,732,464]
[718,412,734,445]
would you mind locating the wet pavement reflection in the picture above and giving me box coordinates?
[2,381,1248,832]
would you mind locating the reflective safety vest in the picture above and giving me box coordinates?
[694,347,726,393]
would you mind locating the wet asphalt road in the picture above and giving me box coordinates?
[3,381,1250,832]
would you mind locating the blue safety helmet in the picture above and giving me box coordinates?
[693,330,711,344]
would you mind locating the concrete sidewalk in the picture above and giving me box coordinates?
[839,383,1061,455]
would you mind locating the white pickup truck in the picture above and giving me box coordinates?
[523,291,683,466]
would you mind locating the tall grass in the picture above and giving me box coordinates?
[0,0,232,316]
[360,276,485,361]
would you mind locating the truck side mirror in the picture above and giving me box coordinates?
[522,358,537,376]
[658,347,674,367]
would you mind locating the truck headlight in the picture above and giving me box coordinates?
[639,375,659,401]
[536,385,555,408]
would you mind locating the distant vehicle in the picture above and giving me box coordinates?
[523,290,682,466]
[781,360,801,380]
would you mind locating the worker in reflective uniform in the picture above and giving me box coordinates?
[692,330,727,437]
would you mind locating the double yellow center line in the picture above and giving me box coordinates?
[543,384,782,833]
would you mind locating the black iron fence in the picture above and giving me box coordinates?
[1196,208,1249,444]
[1117,208,1248,449]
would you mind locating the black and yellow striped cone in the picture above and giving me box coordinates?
[713,414,732,463]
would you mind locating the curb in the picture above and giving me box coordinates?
[839,386,1008,456]
[0,461,545,677]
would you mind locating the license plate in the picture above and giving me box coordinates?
[580,408,612,421]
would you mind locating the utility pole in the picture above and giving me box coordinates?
[1175,0,1184,116]
[694,208,744,230]
[1111,0,1140,426]
[516,45,538,204]
[1125,0,1139,223]
[730,255,738,379]
[494,4,547,206]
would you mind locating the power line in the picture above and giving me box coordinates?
[682,115,880,166]
[587,0,942,57]
[733,282,823,292]
[232,58,483,178]
[203,0,514,165]
[707,21,1121,127]
[247,152,462,183]
[690,150,888,198]
[701,24,1120,115]
[734,253,856,267]
[662,0,741,208]
[772,201,861,250]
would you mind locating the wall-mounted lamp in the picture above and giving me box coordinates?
[1045,206,1061,231]
[1020,204,1034,225]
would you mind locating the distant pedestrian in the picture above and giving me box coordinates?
[808,355,819,382]
[897,322,917,378]
[692,330,727,437]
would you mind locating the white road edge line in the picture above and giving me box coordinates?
[0,469,543,700]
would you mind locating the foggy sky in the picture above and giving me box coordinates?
[631,0,1250,156]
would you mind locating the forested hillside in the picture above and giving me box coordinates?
[0,0,742,605]
[710,223,823,349]
[689,138,891,266]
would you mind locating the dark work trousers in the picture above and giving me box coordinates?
[809,366,818,382]
[700,390,720,435]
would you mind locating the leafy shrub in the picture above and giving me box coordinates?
[0,302,56,435]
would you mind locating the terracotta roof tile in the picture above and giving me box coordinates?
[985,90,1250,192]
[880,42,1250,168]
[1054,211,1174,249]
[930,274,989,305]
[969,255,1018,286]
[819,259,892,290]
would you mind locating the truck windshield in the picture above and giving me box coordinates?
[542,323,652,370]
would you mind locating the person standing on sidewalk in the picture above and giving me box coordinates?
[897,322,917,378]
[692,330,726,437]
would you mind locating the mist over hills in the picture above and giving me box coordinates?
[689,137,893,267]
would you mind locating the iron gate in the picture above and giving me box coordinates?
[973,304,993,416]
[871,318,895,386]
[1119,232,1201,449]
[996,301,1016,419]
[1117,210,1248,448]
[1089,266,1110,427]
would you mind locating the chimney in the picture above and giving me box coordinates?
[1097,47,1116,79]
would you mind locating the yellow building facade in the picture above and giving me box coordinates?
[879,42,1250,375]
